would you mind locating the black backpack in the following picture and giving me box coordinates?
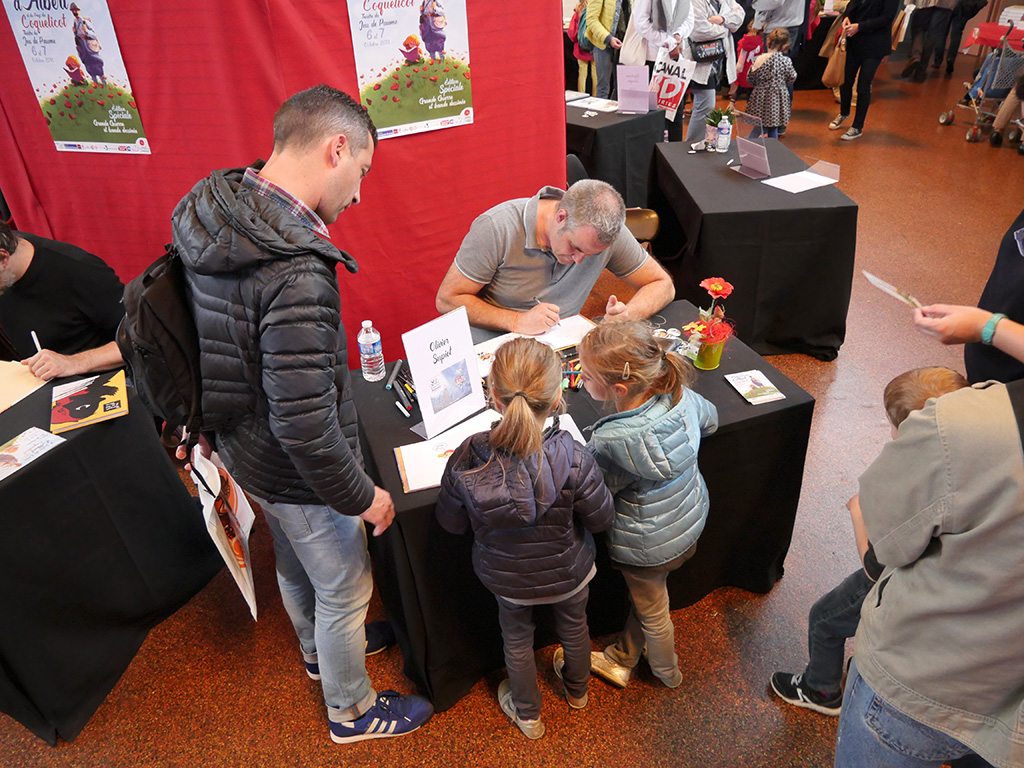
[117,244,204,449]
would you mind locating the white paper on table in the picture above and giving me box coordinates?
[0,427,65,482]
[761,169,837,193]
[191,449,258,620]
[571,97,620,112]
[565,90,589,102]
[402,306,486,439]
[824,0,835,11]
[394,410,587,493]
[617,65,651,113]
[474,314,596,379]
[0,360,46,415]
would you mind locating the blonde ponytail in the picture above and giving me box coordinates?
[488,338,563,457]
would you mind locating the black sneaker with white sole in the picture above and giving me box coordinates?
[840,128,863,141]
[769,672,843,716]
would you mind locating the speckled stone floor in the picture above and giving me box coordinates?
[3,57,1023,768]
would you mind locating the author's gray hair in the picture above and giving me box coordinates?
[559,179,626,245]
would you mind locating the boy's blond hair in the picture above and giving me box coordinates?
[883,367,969,428]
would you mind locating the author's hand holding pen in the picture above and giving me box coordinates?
[513,301,560,335]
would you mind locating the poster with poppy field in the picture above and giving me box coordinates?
[347,0,473,139]
[3,0,150,154]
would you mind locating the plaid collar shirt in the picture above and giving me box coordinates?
[241,167,330,239]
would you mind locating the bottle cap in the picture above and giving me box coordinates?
[362,320,372,328]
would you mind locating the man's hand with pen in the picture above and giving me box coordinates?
[512,302,561,335]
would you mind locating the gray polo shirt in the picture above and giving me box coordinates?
[454,186,647,316]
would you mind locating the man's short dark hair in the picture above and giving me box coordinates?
[0,220,19,255]
[273,84,377,153]
[559,179,626,245]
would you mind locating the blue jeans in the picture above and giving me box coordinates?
[686,87,719,143]
[594,45,615,98]
[804,568,874,693]
[255,495,377,723]
[834,659,981,767]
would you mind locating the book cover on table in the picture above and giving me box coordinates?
[50,369,129,434]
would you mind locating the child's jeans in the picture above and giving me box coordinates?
[495,586,591,721]
[803,568,874,694]
[604,543,696,685]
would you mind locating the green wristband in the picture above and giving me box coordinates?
[981,313,1007,346]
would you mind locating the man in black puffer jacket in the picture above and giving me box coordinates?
[171,85,433,744]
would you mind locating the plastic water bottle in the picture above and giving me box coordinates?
[357,320,385,382]
[716,116,732,152]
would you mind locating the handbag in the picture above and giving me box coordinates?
[821,36,846,88]
[86,38,101,53]
[690,37,726,61]
[689,0,727,62]
[620,13,648,66]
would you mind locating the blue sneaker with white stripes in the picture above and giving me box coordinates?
[329,690,434,744]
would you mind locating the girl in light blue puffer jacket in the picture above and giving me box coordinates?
[578,320,718,689]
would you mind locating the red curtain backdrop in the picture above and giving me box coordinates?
[0,0,567,366]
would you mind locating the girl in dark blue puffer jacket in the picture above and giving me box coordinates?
[436,337,613,741]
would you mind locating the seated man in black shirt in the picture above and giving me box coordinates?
[0,220,124,380]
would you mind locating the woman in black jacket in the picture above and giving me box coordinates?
[827,0,900,140]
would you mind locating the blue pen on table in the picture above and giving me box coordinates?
[385,359,404,390]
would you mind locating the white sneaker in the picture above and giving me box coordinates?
[497,679,545,740]
[590,650,632,688]
[552,647,589,709]
[829,114,849,130]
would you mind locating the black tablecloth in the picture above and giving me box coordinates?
[357,301,813,711]
[0,382,221,745]
[649,140,858,360]
[566,105,665,207]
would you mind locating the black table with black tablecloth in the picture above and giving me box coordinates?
[0,381,221,745]
[566,104,665,207]
[649,140,858,361]
[357,300,813,712]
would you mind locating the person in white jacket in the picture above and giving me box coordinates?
[634,0,696,140]
[681,0,745,142]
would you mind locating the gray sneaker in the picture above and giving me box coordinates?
[497,679,545,740]
[840,128,863,141]
[552,647,589,708]
[829,114,849,130]
[590,650,632,688]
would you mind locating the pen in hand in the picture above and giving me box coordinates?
[31,330,42,353]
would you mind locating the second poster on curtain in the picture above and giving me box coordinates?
[346,0,473,139]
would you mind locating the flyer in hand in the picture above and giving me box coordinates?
[50,369,129,434]
[862,271,923,308]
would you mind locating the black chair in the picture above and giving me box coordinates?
[567,153,588,186]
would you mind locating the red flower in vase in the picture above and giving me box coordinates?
[700,277,734,300]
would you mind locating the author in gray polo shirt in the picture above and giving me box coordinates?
[436,180,674,337]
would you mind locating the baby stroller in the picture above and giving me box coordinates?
[938,22,1024,142]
